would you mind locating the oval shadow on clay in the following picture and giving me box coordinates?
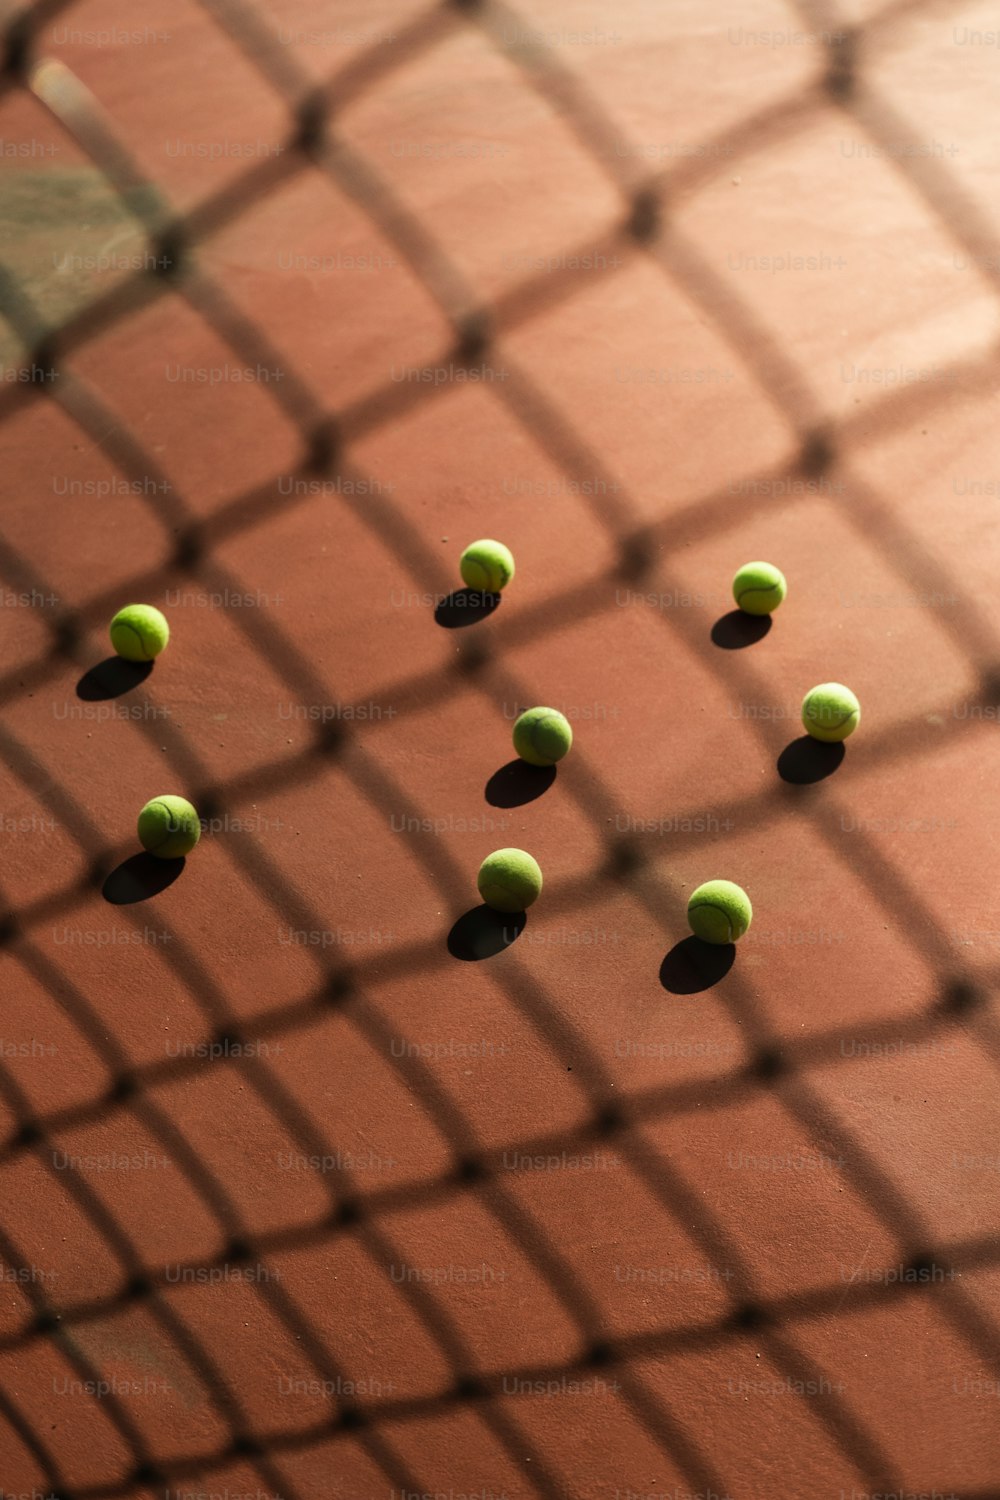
[485,760,556,808]
[710,611,772,650]
[447,906,526,961]
[103,852,185,905]
[777,736,845,785]
[77,657,153,700]
[659,936,735,994]
[434,590,501,629]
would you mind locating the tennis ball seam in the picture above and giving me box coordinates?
[803,688,859,735]
[736,584,781,607]
[531,715,557,754]
[481,881,517,907]
[688,900,737,941]
[144,799,187,850]
[463,559,490,591]
[117,622,154,660]
[808,708,857,731]
[514,708,570,766]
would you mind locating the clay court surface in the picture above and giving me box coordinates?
[0,0,999,1495]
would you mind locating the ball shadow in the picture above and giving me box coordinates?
[102,852,185,905]
[447,905,526,961]
[777,736,845,785]
[711,611,772,650]
[659,936,735,995]
[434,590,501,629]
[485,759,556,808]
[77,657,153,701]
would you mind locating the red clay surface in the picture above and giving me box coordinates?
[0,0,998,1497]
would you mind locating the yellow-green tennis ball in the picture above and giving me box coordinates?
[512,706,572,767]
[802,682,860,743]
[732,561,786,616]
[687,880,752,945]
[460,539,515,593]
[110,604,169,662]
[477,848,542,912]
[137,795,201,859]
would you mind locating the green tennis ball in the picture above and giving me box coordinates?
[460,539,515,593]
[477,848,542,912]
[110,604,169,662]
[512,706,572,767]
[732,561,786,616]
[802,682,860,743]
[137,795,201,859]
[687,879,752,945]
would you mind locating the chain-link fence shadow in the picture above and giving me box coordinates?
[0,0,998,1495]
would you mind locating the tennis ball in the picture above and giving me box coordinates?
[477,848,542,912]
[687,880,752,945]
[460,539,515,593]
[512,706,572,767]
[732,561,786,616]
[110,604,169,662]
[802,682,860,743]
[137,795,201,859]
